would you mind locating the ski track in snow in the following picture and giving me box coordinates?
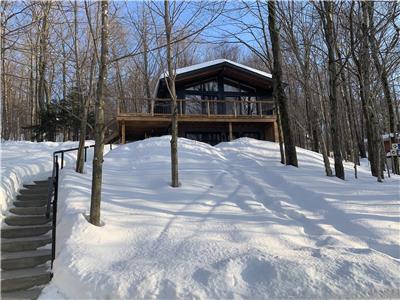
[6,136,396,299]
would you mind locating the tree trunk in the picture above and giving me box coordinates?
[321,1,344,179]
[164,0,179,187]
[37,3,51,116]
[367,2,399,174]
[268,0,298,167]
[90,0,109,226]
[75,1,88,174]
[1,12,9,140]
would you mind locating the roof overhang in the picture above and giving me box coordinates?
[155,59,273,98]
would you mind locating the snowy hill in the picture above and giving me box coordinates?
[34,136,399,299]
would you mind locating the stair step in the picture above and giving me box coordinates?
[9,207,47,216]
[23,182,49,188]
[1,266,51,293]
[34,180,50,185]
[1,249,52,270]
[18,189,48,195]
[1,225,52,239]
[1,235,52,252]
[13,200,47,207]
[5,215,50,226]
[1,288,43,300]
[16,194,47,201]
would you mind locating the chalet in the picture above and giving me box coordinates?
[116,59,278,145]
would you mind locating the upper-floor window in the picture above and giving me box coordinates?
[224,78,256,93]
[185,78,218,92]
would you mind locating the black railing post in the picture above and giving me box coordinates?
[51,159,59,269]
[47,144,96,271]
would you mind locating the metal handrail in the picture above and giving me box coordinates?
[45,143,113,270]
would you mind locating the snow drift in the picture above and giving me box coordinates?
[0,141,80,218]
[38,136,400,299]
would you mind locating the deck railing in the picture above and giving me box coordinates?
[118,98,275,118]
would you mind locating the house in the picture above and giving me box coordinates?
[116,59,278,145]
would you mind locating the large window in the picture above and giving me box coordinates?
[184,95,202,114]
[185,132,225,145]
[185,78,218,92]
[180,76,271,116]
[223,78,256,93]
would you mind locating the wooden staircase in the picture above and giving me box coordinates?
[1,180,53,300]
[104,117,120,144]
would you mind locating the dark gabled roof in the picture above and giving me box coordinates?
[155,59,273,97]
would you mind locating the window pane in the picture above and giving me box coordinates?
[224,83,241,92]
[184,95,202,114]
[204,81,218,92]
[225,96,238,115]
[185,78,218,92]
[186,84,203,91]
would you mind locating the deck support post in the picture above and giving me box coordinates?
[121,121,126,144]
[273,121,279,142]
[229,122,233,141]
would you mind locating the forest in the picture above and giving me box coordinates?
[1,1,399,183]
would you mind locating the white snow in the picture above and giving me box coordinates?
[172,59,272,79]
[0,141,115,220]
[0,141,80,218]
[37,136,400,299]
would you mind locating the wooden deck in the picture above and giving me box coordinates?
[116,98,278,143]
[117,113,276,123]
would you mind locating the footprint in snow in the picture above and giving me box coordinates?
[192,268,212,286]
[240,258,277,284]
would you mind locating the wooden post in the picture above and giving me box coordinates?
[234,101,237,117]
[121,121,126,144]
[151,99,154,116]
[273,121,279,142]
[180,100,183,115]
[259,102,263,116]
[207,100,210,116]
[229,122,233,141]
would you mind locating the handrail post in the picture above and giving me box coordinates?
[84,147,87,162]
[51,159,59,269]
[234,101,237,117]
[259,102,263,117]
[151,99,154,116]
[179,100,183,115]
[61,152,64,169]
[207,100,210,116]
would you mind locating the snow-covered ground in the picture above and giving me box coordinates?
[0,141,82,219]
[34,136,400,299]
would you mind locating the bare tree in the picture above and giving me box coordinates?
[163,0,179,187]
[317,1,345,179]
[268,0,298,167]
[90,0,109,226]
[367,2,399,175]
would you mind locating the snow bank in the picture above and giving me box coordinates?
[40,136,400,299]
[0,141,80,218]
